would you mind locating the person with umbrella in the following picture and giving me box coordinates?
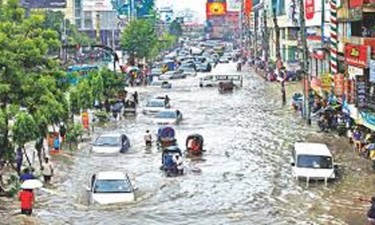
[18,179,43,215]
[18,188,34,215]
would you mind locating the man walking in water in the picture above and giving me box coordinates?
[144,130,152,147]
[41,157,54,185]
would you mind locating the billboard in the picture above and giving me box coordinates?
[83,0,114,11]
[227,0,241,11]
[20,0,66,8]
[206,2,227,18]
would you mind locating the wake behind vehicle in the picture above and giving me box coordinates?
[291,143,338,185]
[186,134,204,156]
[91,134,130,154]
[157,126,177,149]
[218,81,235,93]
[200,74,243,88]
[86,171,136,205]
[161,146,184,176]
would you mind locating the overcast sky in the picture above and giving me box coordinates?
[155,0,206,23]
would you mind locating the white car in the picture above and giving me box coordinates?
[154,109,183,125]
[159,71,175,80]
[86,171,136,205]
[143,99,169,115]
[91,134,130,154]
[291,143,337,183]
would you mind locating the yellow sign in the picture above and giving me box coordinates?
[320,73,332,91]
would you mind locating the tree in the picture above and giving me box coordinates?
[120,19,158,62]
[169,19,183,37]
[0,0,67,163]
[158,33,177,50]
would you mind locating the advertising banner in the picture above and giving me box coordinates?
[206,2,227,18]
[305,0,314,20]
[334,74,344,96]
[356,76,367,109]
[83,0,114,11]
[23,0,66,8]
[227,0,241,11]
[345,44,370,68]
[370,60,375,83]
[350,0,363,8]
[320,73,332,91]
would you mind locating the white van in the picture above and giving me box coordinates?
[199,74,243,87]
[291,143,337,184]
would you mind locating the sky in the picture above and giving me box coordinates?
[155,0,206,23]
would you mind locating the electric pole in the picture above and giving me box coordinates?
[263,6,269,67]
[299,0,310,124]
[96,13,101,44]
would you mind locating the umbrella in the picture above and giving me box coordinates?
[21,179,43,189]
[125,66,140,73]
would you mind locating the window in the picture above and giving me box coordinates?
[281,28,285,40]
[75,19,81,28]
[288,47,297,61]
[75,0,81,8]
[75,9,81,18]
[297,155,333,169]
[84,12,92,29]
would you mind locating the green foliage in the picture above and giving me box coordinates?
[66,123,84,146]
[94,111,110,122]
[120,19,158,60]
[12,112,37,146]
[68,24,95,46]
[0,0,67,161]
[88,71,104,102]
[159,33,177,50]
[101,68,123,99]
[6,174,20,197]
[77,79,93,110]
[169,20,183,37]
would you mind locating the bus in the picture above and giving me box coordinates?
[66,65,99,84]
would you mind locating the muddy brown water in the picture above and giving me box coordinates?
[6,63,375,225]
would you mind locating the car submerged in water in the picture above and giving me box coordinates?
[291,142,338,185]
[86,171,137,205]
[91,134,130,155]
[154,109,183,125]
[143,98,170,115]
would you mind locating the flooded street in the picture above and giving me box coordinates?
[34,63,375,225]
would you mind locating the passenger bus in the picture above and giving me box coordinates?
[66,65,99,84]
[199,74,243,88]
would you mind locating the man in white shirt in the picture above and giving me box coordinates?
[41,157,54,185]
[144,130,152,146]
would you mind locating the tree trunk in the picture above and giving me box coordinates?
[22,145,32,168]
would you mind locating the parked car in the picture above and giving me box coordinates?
[219,56,230,63]
[86,171,136,205]
[150,80,172,88]
[154,109,183,125]
[143,99,170,115]
[91,134,130,154]
[291,142,337,184]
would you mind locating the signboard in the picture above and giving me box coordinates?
[350,0,363,8]
[320,73,332,91]
[21,0,66,8]
[83,0,114,11]
[305,0,314,20]
[345,44,370,68]
[356,76,367,109]
[349,7,363,21]
[244,0,252,17]
[206,2,227,18]
[348,65,364,79]
[227,0,241,11]
[370,60,375,83]
[334,74,344,96]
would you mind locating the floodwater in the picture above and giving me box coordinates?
[23,63,375,224]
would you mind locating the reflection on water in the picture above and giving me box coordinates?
[32,63,372,225]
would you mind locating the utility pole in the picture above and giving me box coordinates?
[272,6,281,62]
[239,2,243,55]
[96,13,101,44]
[263,6,269,67]
[299,0,310,124]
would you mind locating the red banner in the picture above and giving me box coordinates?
[350,0,363,8]
[244,0,252,17]
[345,44,370,68]
[334,74,344,96]
[305,0,314,20]
[206,2,227,18]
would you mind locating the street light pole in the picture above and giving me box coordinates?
[299,0,311,124]
[239,2,243,54]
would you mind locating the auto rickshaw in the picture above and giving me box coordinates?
[186,134,204,155]
[157,126,177,149]
[161,146,183,176]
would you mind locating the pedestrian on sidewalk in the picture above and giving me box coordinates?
[18,189,34,216]
[41,157,54,185]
